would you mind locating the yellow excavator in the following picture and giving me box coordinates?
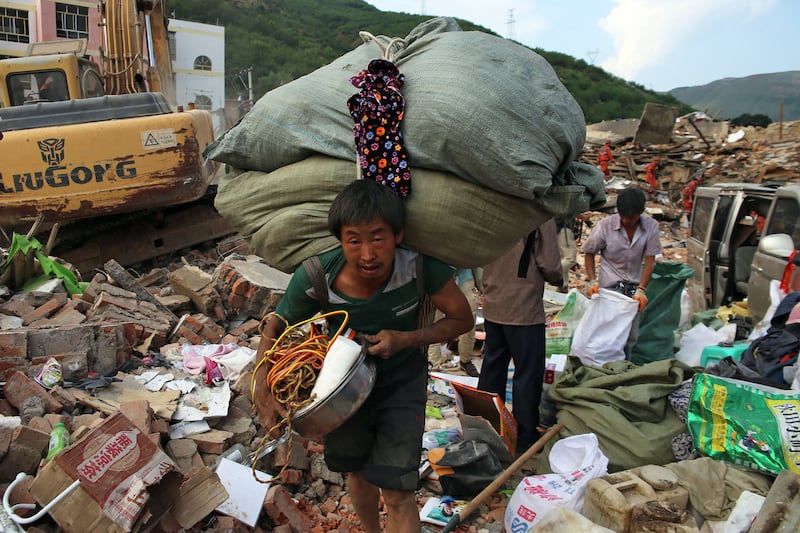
[0,1,227,270]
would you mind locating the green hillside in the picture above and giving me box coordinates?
[669,71,800,122]
[169,0,690,123]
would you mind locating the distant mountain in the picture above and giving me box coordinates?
[669,71,800,122]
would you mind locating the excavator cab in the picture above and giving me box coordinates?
[0,53,104,107]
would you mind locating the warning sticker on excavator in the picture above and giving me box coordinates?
[141,129,177,150]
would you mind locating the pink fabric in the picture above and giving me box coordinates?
[182,344,240,374]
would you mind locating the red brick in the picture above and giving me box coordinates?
[184,314,203,331]
[21,297,64,325]
[0,299,35,318]
[278,468,304,486]
[245,285,258,300]
[199,325,223,343]
[264,485,313,532]
[0,358,31,379]
[177,327,203,345]
[30,353,67,366]
[228,294,247,310]
[0,399,17,417]
[12,425,50,455]
[3,371,63,413]
[231,278,250,296]
[48,308,87,326]
[230,319,261,338]
[0,330,27,358]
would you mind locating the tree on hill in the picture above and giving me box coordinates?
[168,0,691,122]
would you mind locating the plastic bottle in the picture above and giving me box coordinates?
[46,422,70,461]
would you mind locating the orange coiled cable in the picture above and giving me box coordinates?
[250,310,350,482]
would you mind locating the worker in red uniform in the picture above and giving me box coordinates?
[645,157,660,189]
[597,140,614,179]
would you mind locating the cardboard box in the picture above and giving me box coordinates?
[30,412,182,532]
[450,381,518,457]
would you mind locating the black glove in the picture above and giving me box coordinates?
[64,376,121,393]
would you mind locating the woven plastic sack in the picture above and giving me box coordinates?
[545,289,589,356]
[631,262,695,365]
[570,289,639,367]
[214,156,552,273]
[687,373,800,476]
[205,17,604,208]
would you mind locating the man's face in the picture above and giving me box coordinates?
[620,213,641,231]
[340,216,402,282]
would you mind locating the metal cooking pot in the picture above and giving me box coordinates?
[290,349,376,438]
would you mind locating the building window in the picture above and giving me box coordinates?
[55,3,89,40]
[168,31,176,61]
[194,55,212,71]
[0,8,30,43]
[194,94,212,110]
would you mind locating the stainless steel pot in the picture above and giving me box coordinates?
[291,350,376,438]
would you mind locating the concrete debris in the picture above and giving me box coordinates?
[0,117,798,531]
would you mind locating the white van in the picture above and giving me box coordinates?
[686,183,800,323]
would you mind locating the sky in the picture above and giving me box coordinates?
[364,0,798,92]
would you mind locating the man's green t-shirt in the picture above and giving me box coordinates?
[275,247,455,371]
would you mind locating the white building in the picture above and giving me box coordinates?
[168,18,226,133]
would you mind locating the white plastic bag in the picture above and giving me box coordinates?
[748,279,786,341]
[674,322,729,367]
[570,289,639,366]
[504,433,609,531]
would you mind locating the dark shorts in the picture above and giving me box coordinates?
[323,350,427,491]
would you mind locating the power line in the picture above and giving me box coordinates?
[507,9,515,40]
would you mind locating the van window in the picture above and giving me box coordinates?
[691,195,732,244]
[766,197,800,248]
[691,196,715,243]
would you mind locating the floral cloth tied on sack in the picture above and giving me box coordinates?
[347,58,411,197]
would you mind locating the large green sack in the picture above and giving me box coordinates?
[205,17,604,205]
[214,156,557,273]
[536,358,696,473]
[631,262,696,365]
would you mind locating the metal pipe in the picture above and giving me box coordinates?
[3,472,81,526]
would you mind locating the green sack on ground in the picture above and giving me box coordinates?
[687,373,800,476]
[631,262,695,365]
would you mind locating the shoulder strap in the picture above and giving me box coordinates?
[415,254,425,303]
[302,256,329,311]
[415,254,436,341]
[517,230,537,278]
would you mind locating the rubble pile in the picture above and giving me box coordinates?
[582,118,800,208]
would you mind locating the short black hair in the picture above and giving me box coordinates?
[328,179,406,239]
[617,187,646,217]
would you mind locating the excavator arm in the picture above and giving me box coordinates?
[100,0,176,107]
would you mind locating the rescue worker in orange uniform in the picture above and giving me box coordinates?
[597,139,614,179]
[645,157,661,189]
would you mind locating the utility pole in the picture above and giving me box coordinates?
[586,49,599,64]
[247,67,254,108]
[507,9,515,40]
